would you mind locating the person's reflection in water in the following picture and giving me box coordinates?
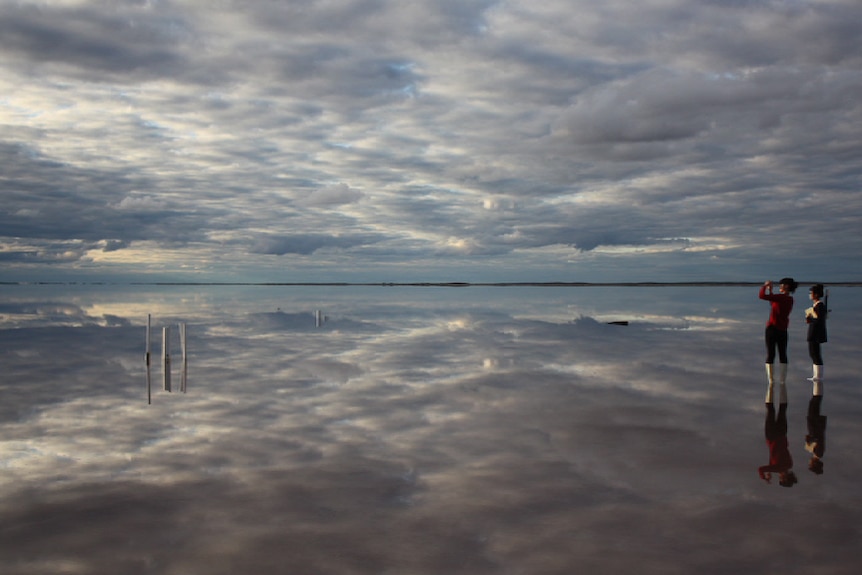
[805,394,827,475]
[759,402,798,487]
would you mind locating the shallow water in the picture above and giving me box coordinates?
[1,284,861,574]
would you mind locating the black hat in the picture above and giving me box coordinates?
[779,278,798,293]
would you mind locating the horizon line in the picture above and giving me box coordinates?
[4,281,861,287]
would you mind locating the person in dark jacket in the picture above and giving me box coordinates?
[805,284,827,393]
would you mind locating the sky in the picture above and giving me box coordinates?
[3,285,862,572]
[2,0,861,283]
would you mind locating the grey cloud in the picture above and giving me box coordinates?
[251,233,386,255]
[247,310,381,334]
[0,241,90,265]
[115,194,167,212]
[558,68,791,148]
[0,139,225,260]
[0,3,192,80]
[300,359,364,385]
[0,250,41,264]
[563,0,862,69]
[679,1,862,68]
[298,183,365,207]
[246,0,497,45]
[102,239,131,252]
[280,52,423,102]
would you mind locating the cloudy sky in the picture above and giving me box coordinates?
[2,0,861,283]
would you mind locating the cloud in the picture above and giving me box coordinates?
[0,0,861,283]
[0,2,193,80]
[115,194,167,212]
[251,233,385,256]
[298,183,364,208]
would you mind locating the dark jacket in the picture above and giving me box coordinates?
[807,300,827,343]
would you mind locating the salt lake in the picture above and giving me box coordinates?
[2,284,861,574]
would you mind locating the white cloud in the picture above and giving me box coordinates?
[115,194,167,212]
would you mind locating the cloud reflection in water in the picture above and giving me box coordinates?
[2,285,862,574]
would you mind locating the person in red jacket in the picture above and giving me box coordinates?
[759,277,797,403]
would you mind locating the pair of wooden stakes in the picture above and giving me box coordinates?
[144,314,188,404]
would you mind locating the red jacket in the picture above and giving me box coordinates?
[759,436,793,478]
[759,286,794,330]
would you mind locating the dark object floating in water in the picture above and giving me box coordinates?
[607,321,629,326]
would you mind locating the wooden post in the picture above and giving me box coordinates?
[179,323,188,393]
[145,314,151,366]
[146,314,152,404]
[163,326,172,392]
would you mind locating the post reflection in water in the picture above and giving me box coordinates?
[144,317,189,404]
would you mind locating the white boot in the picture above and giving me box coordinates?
[807,364,823,381]
[765,364,775,404]
[810,365,824,396]
[778,363,788,404]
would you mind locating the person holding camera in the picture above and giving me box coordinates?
[759,278,797,404]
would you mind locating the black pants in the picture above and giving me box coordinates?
[765,403,788,439]
[765,326,788,364]
[808,341,823,365]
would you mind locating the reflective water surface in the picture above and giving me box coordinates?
[2,284,862,574]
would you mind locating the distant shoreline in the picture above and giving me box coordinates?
[4,281,862,287]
